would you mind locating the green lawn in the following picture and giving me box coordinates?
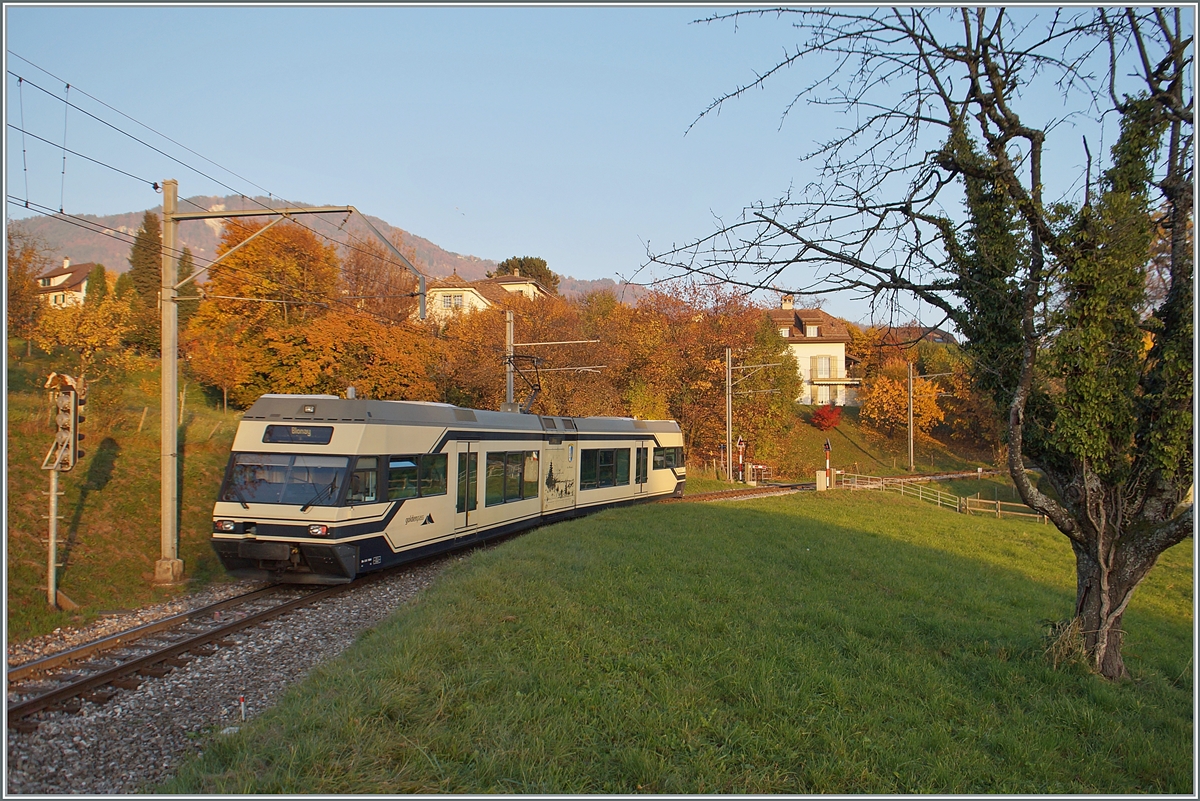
[162,491,1193,794]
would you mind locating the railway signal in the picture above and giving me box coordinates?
[41,372,86,608]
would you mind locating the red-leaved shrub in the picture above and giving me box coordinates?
[811,404,842,430]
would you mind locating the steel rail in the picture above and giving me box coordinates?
[6,578,373,724]
[7,585,286,684]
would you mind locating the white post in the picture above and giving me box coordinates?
[47,468,58,608]
[907,361,914,472]
[725,347,732,483]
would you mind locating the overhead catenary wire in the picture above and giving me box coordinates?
[18,77,30,204]
[8,51,278,201]
[59,82,69,212]
[6,66,423,313]
[7,123,159,188]
[8,197,417,327]
[8,69,417,281]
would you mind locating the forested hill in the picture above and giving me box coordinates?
[14,195,497,281]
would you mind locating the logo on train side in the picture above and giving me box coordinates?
[405,514,435,525]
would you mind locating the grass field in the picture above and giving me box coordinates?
[6,354,240,641]
[162,491,1193,794]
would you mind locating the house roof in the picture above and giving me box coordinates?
[36,261,96,295]
[427,273,552,306]
[877,325,959,346]
[766,307,853,344]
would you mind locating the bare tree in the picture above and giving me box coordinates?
[650,7,1192,679]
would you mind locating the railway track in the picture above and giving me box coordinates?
[674,483,811,503]
[6,576,381,730]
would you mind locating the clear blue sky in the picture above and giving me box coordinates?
[2,5,1158,325]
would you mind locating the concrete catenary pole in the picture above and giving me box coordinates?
[907,361,915,473]
[726,346,733,483]
[506,310,515,409]
[156,179,183,584]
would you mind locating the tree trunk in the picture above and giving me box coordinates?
[1070,537,1161,680]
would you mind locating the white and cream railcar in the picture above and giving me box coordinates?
[211,394,685,583]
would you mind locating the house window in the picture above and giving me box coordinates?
[453,294,463,308]
[806,325,819,337]
[817,384,831,404]
[816,356,832,378]
[779,327,790,338]
[39,278,51,287]
[442,295,453,309]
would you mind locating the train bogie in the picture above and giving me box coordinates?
[211,395,684,584]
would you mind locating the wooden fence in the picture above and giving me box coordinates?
[838,473,1047,523]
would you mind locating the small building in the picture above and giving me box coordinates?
[424,270,552,322]
[767,296,861,406]
[36,258,95,308]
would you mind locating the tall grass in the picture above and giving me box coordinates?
[163,492,1193,794]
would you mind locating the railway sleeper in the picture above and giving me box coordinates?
[109,677,143,690]
[137,665,173,678]
[47,699,82,714]
[85,689,117,704]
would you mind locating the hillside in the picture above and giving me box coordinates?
[13,197,640,298]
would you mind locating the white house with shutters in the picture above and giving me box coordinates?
[36,258,95,308]
[767,296,860,406]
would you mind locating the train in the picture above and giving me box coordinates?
[211,394,685,584]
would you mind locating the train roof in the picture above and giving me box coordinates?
[240,395,680,435]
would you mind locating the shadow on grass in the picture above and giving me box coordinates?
[61,436,122,577]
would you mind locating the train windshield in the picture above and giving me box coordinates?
[222,453,350,506]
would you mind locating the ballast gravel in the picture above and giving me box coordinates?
[6,559,453,795]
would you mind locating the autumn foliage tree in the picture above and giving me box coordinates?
[6,223,49,354]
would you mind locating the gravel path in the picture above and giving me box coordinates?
[6,558,454,794]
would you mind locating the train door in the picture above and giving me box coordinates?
[455,441,478,531]
[635,443,649,494]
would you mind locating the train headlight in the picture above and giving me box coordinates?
[215,520,236,532]
[308,524,330,537]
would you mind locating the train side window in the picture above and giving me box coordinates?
[579,448,628,489]
[420,454,448,497]
[522,451,539,499]
[349,456,379,503]
[653,447,683,470]
[486,451,538,504]
[485,452,506,506]
[457,452,478,513]
[636,447,648,484]
[504,452,523,501]
[388,457,419,500]
[580,449,598,490]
